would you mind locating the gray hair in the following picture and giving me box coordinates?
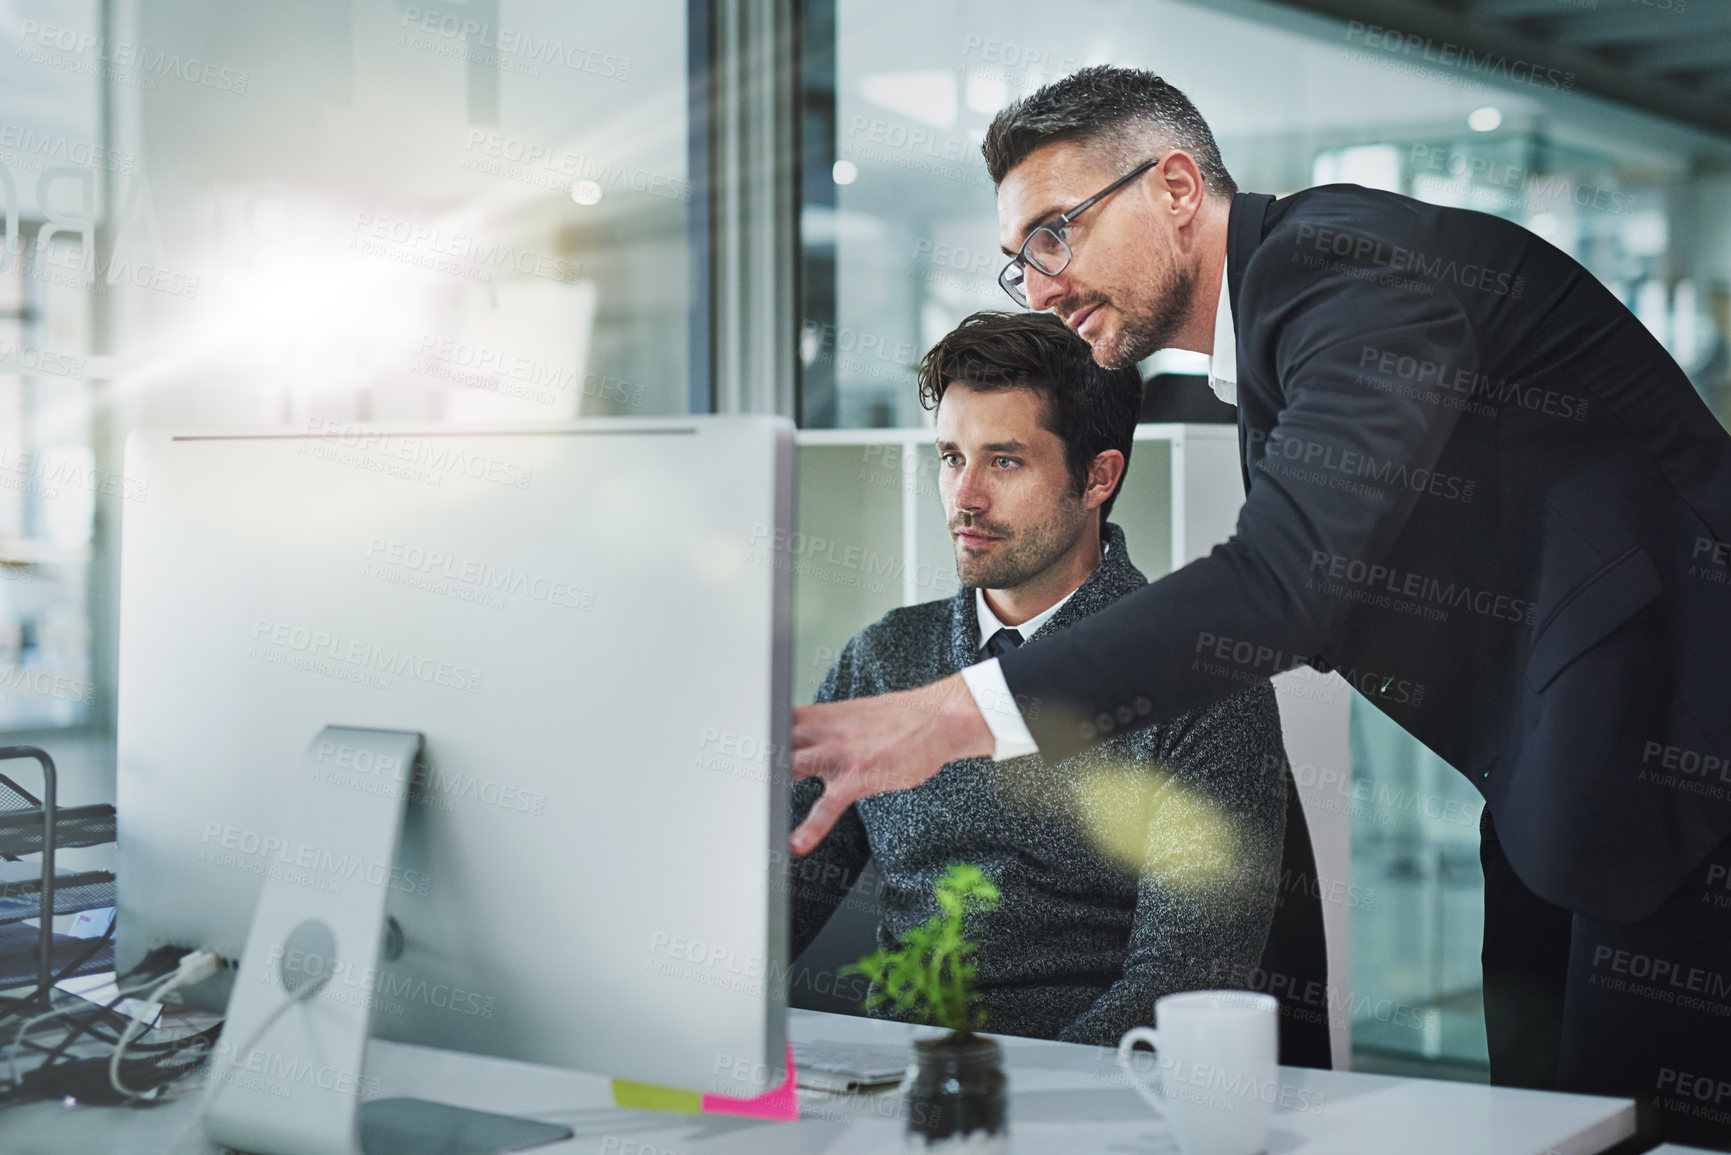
[982,66,1237,198]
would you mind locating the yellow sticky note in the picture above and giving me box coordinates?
[610,1078,703,1114]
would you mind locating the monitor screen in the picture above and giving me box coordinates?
[116,417,792,1095]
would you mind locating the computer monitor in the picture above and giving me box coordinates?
[114,417,793,1145]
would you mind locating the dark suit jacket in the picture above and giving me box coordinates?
[1000,184,1731,924]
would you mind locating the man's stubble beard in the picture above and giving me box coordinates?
[952,501,1091,592]
[1091,249,1198,371]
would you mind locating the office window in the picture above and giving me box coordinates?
[102,0,694,426]
[0,0,102,730]
[0,0,697,733]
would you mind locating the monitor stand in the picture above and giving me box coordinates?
[203,726,573,1155]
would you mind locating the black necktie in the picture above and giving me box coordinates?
[980,628,1023,662]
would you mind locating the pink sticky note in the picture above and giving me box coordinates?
[700,1044,799,1121]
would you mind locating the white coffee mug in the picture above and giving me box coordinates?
[1116,990,1279,1155]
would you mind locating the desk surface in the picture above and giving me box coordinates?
[6,1008,1636,1154]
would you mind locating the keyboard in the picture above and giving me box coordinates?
[790,1041,911,1093]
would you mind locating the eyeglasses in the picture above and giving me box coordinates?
[998,153,1169,308]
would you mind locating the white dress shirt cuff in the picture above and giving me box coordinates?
[959,658,1040,761]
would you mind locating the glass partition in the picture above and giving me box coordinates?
[0,0,696,733]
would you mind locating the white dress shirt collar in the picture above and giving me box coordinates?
[1207,254,1237,407]
[972,541,1107,652]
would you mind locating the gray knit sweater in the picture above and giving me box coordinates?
[789,522,1288,1045]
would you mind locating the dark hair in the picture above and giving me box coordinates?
[982,65,1236,198]
[917,311,1144,522]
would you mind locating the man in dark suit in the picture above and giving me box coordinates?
[790,66,1731,1147]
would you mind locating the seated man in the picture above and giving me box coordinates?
[790,310,1289,1045]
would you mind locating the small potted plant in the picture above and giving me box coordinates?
[844,862,1007,1150]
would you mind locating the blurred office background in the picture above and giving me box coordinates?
[2,0,1730,1078]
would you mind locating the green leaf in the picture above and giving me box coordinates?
[843,861,1000,1032]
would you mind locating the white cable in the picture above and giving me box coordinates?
[108,951,221,1101]
[105,972,183,1099]
[6,972,165,1090]
[172,979,324,1153]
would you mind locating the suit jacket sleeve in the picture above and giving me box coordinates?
[1057,682,1287,1045]
[788,637,875,961]
[1000,243,1475,762]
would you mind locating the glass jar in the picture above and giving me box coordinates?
[904,1032,1007,1151]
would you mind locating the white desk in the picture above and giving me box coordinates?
[4,1008,1635,1154]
